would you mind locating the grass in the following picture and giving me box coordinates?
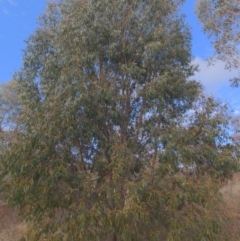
[0,202,27,241]
[220,173,240,240]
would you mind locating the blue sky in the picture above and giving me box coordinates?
[0,0,239,115]
[0,0,46,82]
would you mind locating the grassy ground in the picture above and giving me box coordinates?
[1,174,240,241]
[0,202,27,241]
[220,173,240,240]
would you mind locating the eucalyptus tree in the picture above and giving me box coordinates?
[0,0,238,240]
[196,0,240,85]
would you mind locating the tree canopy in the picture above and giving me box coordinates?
[0,0,239,240]
[196,0,240,85]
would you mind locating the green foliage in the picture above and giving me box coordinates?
[0,0,238,240]
[196,0,240,85]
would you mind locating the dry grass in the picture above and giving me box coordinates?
[0,202,27,241]
[220,173,240,240]
[2,174,240,241]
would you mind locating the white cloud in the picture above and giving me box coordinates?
[192,57,239,93]
[191,57,240,116]
[234,110,240,115]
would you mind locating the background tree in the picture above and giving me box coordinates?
[196,0,240,147]
[196,0,240,85]
[0,0,238,240]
